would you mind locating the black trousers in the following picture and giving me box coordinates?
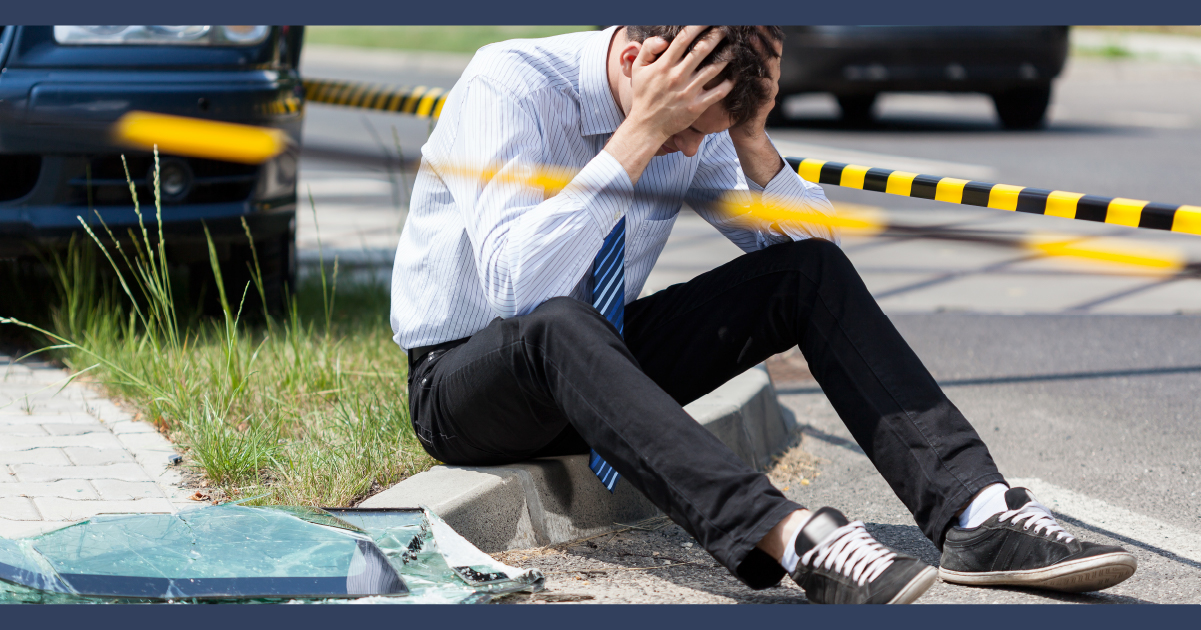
[408,238,1005,589]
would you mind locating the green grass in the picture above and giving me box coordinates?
[304,25,596,54]
[1,154,435,507]
[1077,26,1201,38]
[1073,44,1135,60]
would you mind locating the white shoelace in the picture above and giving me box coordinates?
[799,521,897,587]
[999,500,1075,542]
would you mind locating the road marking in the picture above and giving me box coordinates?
[1010,477,1201,565]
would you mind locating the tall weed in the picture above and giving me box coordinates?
[1,149,433,506]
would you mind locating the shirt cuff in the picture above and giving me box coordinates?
[761,160,841,245]
[563,150,635,238]
[746,173,765,193]
[761,160,815,197]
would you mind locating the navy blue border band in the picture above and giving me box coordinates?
[7,0,1201,25]
[6,601,1199,630]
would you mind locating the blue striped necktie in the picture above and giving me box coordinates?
[588,216,625,492]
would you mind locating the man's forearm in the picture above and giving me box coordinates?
[603,117,668,187]
[731,131,785,189]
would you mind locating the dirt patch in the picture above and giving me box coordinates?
[489,439,825,604]
[767,440,822,489]
[491,523,807,604]
[765,348,814,387]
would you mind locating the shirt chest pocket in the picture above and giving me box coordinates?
[632,215,678,263]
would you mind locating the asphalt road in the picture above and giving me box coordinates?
[773,312,1201,604]
[774,58,1201,204]
[295,42,1201,603]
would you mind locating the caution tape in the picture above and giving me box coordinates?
[297,79,1201,239]
[302,79,448,119]
[787,157,1201,237]
[113,111,288,164]
[102,98,1192,272]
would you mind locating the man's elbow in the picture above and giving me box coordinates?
[483,289,521,320]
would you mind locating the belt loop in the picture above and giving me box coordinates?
[406,336,469,369]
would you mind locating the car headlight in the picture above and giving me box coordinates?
[54,26,270,46]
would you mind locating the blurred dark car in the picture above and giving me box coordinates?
[0,25,306,311]
[775,26,1070,129]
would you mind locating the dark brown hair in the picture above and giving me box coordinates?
[623,26,784,126]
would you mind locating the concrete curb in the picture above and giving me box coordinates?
[361,364,797,552]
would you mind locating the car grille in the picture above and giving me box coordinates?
[68,156,258,206]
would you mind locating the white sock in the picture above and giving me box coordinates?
[779,513,813,573]
[958,483,1010,529]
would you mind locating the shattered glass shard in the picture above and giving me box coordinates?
[452,566,510,586]
[0,505,543,604]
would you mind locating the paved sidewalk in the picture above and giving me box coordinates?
[0,355,188,539]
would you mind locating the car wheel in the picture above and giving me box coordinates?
[837,94,877,125]
[992,85,1052,130]
[189,231,294,320]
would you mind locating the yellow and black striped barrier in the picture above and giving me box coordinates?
[103,100,1198,272]
[302,78,448,119]
[295,79,1201,239]
[788,157,1201,237]
[257,96,303,117]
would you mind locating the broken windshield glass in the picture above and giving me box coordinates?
[0,505,542,604]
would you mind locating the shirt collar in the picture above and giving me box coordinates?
[579,26,625,137]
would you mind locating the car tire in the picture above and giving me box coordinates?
[992,85,1052,130]
[837,94,877,125]
[190,231,294,320]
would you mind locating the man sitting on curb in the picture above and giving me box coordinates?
[389,25,1136,604]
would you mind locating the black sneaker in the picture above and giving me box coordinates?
[790,507,937,604]
[940,487,1136,592]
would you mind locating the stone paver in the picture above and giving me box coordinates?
[41,423,108,436]
[3,423,108,436]
[0,519,75,539]
[0,413,95,424]
[1,433,125,450]
[0,449,72,466]
[107,420,159,435]
[0,424,48,435]
[82,399,135,423]
[90,479,167,501]
[13,463,154,483]
[0,480,99,499]
[0,497,41,520]
[63,447,133,466]
[0,400,93,414]
[33,497,175,520]
[114,432,176,455]
[0,356,185,540]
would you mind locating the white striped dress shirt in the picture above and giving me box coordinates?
[390,27,839,351]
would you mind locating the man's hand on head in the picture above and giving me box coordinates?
[604,26,734,186]
[625,26,734,143]
[727,26,786,188]
[728,27,782,147]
